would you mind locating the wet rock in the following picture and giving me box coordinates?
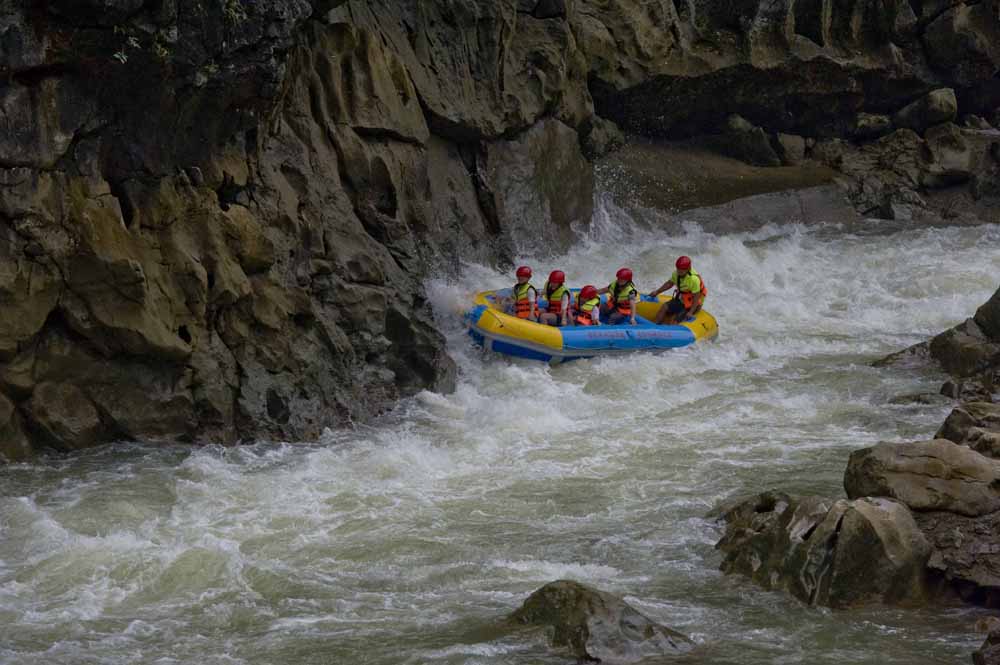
[941,379,995,404]
[716,115,781,167]
[580,116,625,160]
[25,382,105,451]
[922,123,974,187]
[853,113,893,139]
[916,510,1000,608]
[930,318,1000,378]
[892,89,958,133]
[975,631,1000,665]
[509,580,694,662]
[874,341,931,369]
[0,393,32,462]
[964,115,995,131]
[716,491,930,608]
[482,118,595,252]
[937,402,1000,459]
[977,287,1000,341]
[844,439,1000,517]
[775,133,806,165]
[888,392,952,406]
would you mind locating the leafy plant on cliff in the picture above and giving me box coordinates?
[223,0,248,25]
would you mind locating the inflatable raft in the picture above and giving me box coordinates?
[465,289,718,363]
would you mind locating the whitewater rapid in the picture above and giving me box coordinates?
[1,206,998,664]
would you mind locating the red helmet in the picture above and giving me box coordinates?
[516,265,532,279]
[616,268,633,282]
[548,270,565,284]
[676,256,692,271]
[580,285,598,300]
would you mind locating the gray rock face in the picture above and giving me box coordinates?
[509,580,694,662]
[844,439,1000,517]
[716,491,930,608]
[892,89,958,133]
[915,510,1000,607]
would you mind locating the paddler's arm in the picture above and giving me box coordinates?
[560,293,570,326]
[649,280,674,297]
[629,292,637,325]
[528,287,537,322]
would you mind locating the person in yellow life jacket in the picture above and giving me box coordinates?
[650,256,707,324]
[596,267,638,325]
[539,270,571,326]
[573,285,602,326]
[506,265,538,321]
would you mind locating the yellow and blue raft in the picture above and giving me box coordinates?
[465,289,718,363]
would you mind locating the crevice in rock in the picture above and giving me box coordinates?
[107,178,136,229]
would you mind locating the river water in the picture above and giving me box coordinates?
[1,206,998,665]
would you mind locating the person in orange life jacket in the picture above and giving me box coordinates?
[539,270,571,326]
[573,285,602,326]
[649,256,707,324]
[596,267,638,325]
[505,265,538,321]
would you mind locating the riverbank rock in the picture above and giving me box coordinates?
[937,402,1000,458]
[716,491,930,608]
[844,439,1000,517]
[916,510,1000,607]
[892,89,958,133]
[509,580,694,662]
[975,631,1000,665]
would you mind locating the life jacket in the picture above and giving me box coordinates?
[608,280,637,316]
[575,295,601,326]
[543,282,570,315]
[513,282,537,319]
[674,269,708,309]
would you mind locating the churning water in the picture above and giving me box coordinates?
[1,203,998,665]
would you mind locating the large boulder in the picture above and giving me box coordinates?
[716,491,930,608]
[508,580,694,662]
[845,439,1000,517]
[915,510,1000,607]
[937,402,1000,458]
[892,89,958,133]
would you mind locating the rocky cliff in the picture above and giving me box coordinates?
[2,0,998,459]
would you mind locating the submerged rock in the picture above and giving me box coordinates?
[844,439,1000,517]
[716,491,930,608]
[509,580,694,662]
